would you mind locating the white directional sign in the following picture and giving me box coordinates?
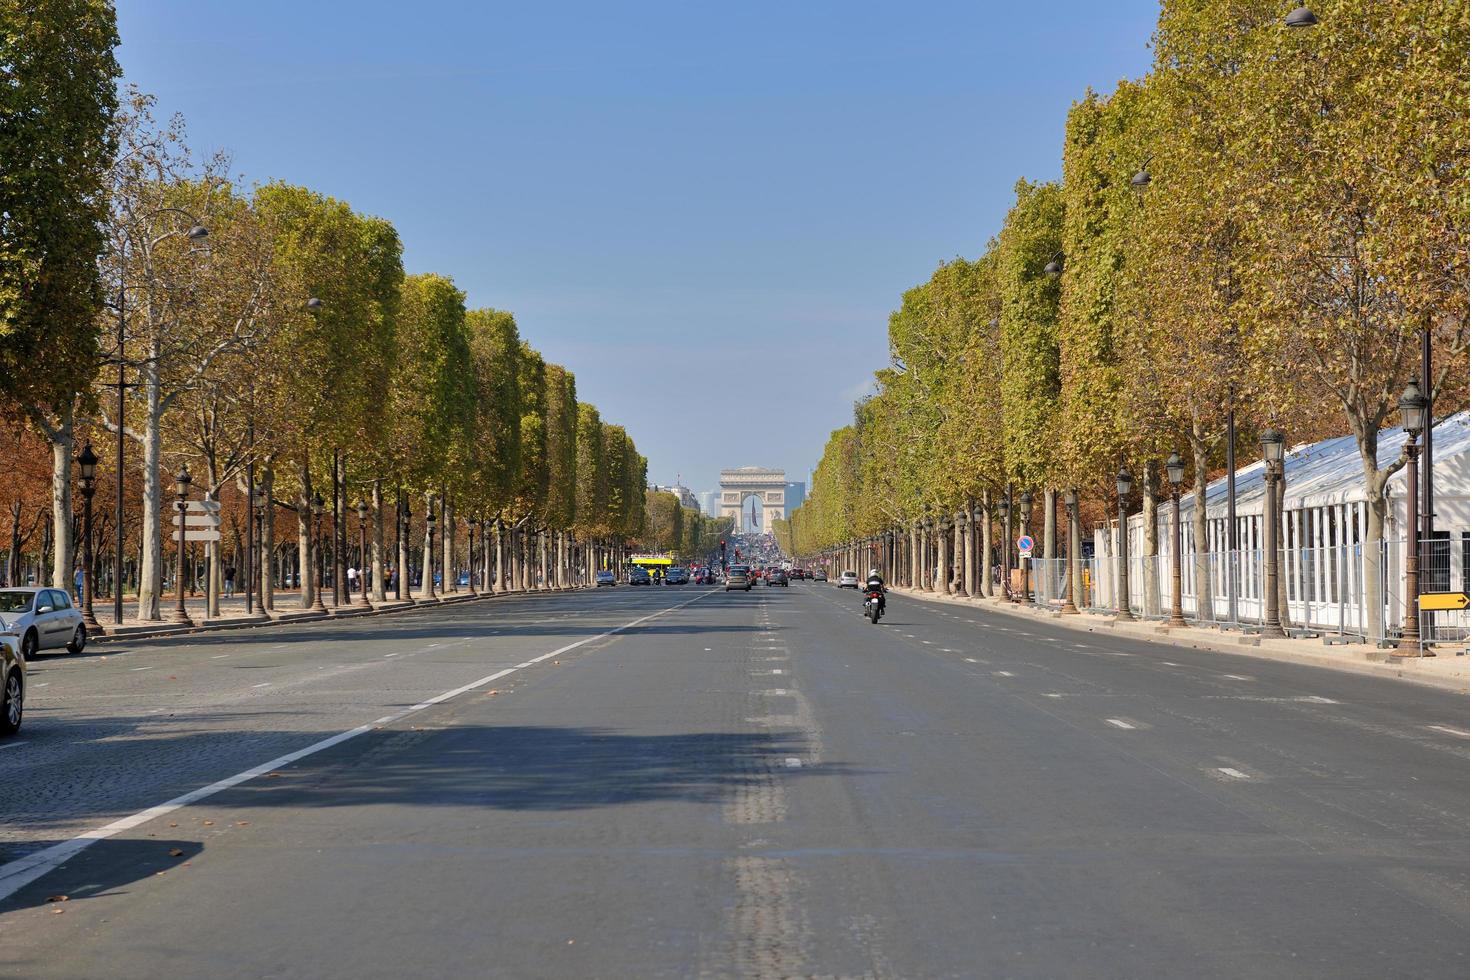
[172,529,221,542]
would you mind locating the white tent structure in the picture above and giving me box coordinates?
[1088,413,1470,642]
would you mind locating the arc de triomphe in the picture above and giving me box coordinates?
[720,467,786,534]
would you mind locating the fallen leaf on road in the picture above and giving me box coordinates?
[51,907,64,914]
[202,820,214,826]
[235,821,250,827]
[168,848,184,857]
[167,822,177,828]
[488,689,498,696]
[266,772,282,778]
[44,895,67,903]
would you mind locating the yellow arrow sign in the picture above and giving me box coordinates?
[1419,592,1470,612]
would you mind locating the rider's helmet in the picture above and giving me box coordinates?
[869,568,880,578]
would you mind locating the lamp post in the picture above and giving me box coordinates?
[1260,429,1286,638]
[1018,490,1033,604]
[425,504,437,600]
[467,515,478,596]
[400,497,412,602]
[1116,469,1135,622]
[311,494,327,613]
[1166,452,1187,628]
[1396,382,1428,652]
[1061,489,1079,614]
[170,465,194,625]
[77,444,99,630]
[356,499,373,608]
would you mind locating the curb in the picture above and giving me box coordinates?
[888,585,1470,696]
[93,586,592,645]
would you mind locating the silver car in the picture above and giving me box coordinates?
[838,571,860,589]
[0,634,22,736]
[0,587,87,657]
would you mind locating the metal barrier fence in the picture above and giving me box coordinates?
[1022,539,1421,647]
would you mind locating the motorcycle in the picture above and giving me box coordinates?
[863,588,884,624]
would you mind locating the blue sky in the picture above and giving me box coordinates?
[116,0,1159,495]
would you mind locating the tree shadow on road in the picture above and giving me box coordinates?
[219,724,851,813]
[0,837,204,913]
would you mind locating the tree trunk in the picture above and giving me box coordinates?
[1043,488,1057,602]
[420,492,434,595]
[1068,491,1084,610]
[494,520,505,593]
[962,501,975,597]
[937,522,951,595]
[260,466,275,611]
[1142,463,1160,618]
[371,479,386,602]
[47,410,75,592]
[297,462,313,609]
[1189,431,1213,623]
[980,492,994,599]
[443,495,455,592]
[137,361,164,621]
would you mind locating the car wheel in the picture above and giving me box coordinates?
[20,630,37,660]
[0,667,21,736]
[67,623,87,654]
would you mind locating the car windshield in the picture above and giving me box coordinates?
[0,591,35,613]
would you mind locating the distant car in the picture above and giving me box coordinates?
[595,570,617,587]
[789,568,804,580]
[811,569,827,582]
[837,571,860,589]
[628,567,651,586]
[0,587,87,657]
[725,565,752,591]
[0,634,23,736]
[766,568,789,587]
[666,566,690,585]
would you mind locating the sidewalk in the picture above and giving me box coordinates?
[88,586,582,643]
[890,585,1470,695]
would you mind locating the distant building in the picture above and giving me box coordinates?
[696,491,720,517]
[652,483,699,511]
[783,481,806,512]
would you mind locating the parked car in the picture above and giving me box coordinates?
[0,587,87,657]
[837,571,860,589]
[595,570,617,587]
[725,565,752,591]
[0,634,23,736]
[811,569,828,582]
[666,566,690,585]
[766,568,789,587]
[628,567,652,585]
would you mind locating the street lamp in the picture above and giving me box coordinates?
[1116,469,1135,621]
[425,503,438,600]
[77,443,100,630]
[1260,429,1286,638]
[1018,490,1033,604]
[1166,452,1187,628]
[355,499,372,608]
[311,493,328,613]
[1061,489,1079,614]
[1285,5,1319,28]
[1396,382,1428,652]
[1043,259,1063,277]
[170,465,194,625]
[1130,168,1152,191]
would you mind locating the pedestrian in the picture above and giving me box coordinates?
[73,565,84,605]
[224,564,236,598]
[347,565,358,596]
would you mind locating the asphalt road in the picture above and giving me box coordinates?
[4,581,1470,978]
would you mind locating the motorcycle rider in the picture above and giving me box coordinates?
[864,567,886,616]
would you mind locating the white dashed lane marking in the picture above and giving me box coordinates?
[1427,725,1470,739]
[1217,767,1251,780]
[1105,718,1137,730]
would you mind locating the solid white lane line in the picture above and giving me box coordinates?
[0,592,710,902]
[252,683,270,689]
[1297,695,1338,704]
[1160,662,1180,667]
[784,758,802,768]
[0,741,23,751]
[211,655,229,660]
[994,670,1015,677]
[130,666,152,672]
[1217,767,1250,779]
[1220,674,1251,681]
[1105,718,1136,730]
[1427,725,1470,739]
[383,653,400,658]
